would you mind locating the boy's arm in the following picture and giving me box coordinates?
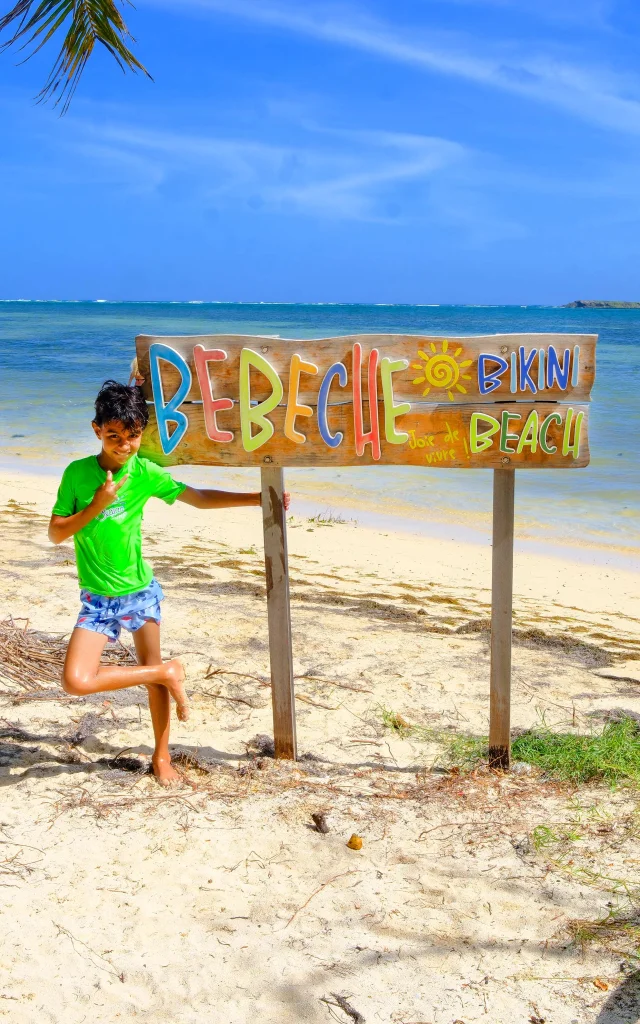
[177,487,290,511]
[48,471,128,544]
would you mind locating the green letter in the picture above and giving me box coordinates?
[516,409,539,454]
[470,412,500,453]
[540,411,562,454]
[500,411,521,453]
[239,349,284,452]
[562,407,584,459]
[380,357,411,444]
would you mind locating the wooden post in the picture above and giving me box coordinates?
[261,466,297,760]
[489,468,515,770]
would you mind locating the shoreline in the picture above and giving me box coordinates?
[0,298,596,306]
[2,456,638,573]
[1,465,639,645]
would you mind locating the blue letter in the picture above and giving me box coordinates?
[318,362,347,447]
[149,343,192,455]
[478,354,508,396]
[518,347,537,394]
[547,346,570,390]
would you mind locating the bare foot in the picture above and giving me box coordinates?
[164,659,189,721]
[152,755,182,787]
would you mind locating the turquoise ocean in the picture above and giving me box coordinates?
[0,301,637,562]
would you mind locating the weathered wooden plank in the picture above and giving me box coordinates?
[136,333,596,407]
[261,467,296,760]
[488,469,515,770]
[140,401,590,469]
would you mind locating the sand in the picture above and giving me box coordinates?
[1,465,639,1024]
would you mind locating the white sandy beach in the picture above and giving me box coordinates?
[1,466,639,1024]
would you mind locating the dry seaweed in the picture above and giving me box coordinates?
[0,617,136,693]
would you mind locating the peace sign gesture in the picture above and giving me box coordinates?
[91,469,128,513]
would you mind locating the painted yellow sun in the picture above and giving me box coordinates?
[411,339,473,402]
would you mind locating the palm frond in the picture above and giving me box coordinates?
[0,0,151,112]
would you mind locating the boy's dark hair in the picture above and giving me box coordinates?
[94,380,149,432]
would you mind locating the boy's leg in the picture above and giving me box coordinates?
[133,621,182,785]
[62,627,189,720]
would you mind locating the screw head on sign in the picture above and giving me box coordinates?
[501,456,511,464]
[263,455,273,463]
[261,346,269,353]
[500,346,508,354]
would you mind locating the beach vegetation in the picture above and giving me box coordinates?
[378,705,415,737]
[569,909,640,963]
[307,509,354,527]
[534,821,640,963]
[511,718,640,786]
[531,823,582,851]
[0,0,150,113]
[378,709,640,786]
[442,719,640,785]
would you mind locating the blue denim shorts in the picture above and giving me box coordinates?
[75,578,164,643]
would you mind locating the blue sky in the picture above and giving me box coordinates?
[2,0,640,302]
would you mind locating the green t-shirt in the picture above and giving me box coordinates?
[52,454,187,597]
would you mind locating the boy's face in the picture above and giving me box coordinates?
[92,419,143,467]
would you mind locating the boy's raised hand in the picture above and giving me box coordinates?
[92,469,128,513]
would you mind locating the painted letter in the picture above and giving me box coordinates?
[516,409,539,454]
[540,411,562,454]
[285,354,318,444]
[380,357,411,445]
[239,349,284,453]
[193,345,233,443]
[571,345,580,387]
[518,347,537,394]
[562,407,584,459]
[470,412,500,453]
[149,343,192,456]
[538,348,545,392]
[478,354,508,396]
[547,346,571,390]
[318,362,347,448]
[500,411,521,453]
[353,342,381,460]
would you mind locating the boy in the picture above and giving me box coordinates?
[49,379,289,784]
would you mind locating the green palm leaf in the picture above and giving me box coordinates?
[0,0,151,112]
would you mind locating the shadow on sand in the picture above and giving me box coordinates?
[595,969,640,1024]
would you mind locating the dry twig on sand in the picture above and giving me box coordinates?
[320,993,366,1023]
[199,688,268,709]
[55,923,125,982]
[205,666,270,687]
[285,870,357,928]
[295,674,374,695]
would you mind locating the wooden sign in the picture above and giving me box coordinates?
[134,330,598,770]
[136,334,596,470]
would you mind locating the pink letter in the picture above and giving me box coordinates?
[353,342,381,460]
[194,344,234,443]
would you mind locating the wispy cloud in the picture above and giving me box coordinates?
[3,88,527,241]
[148,0,640,135]
[427,0,614,30]
[68,119,472,223]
